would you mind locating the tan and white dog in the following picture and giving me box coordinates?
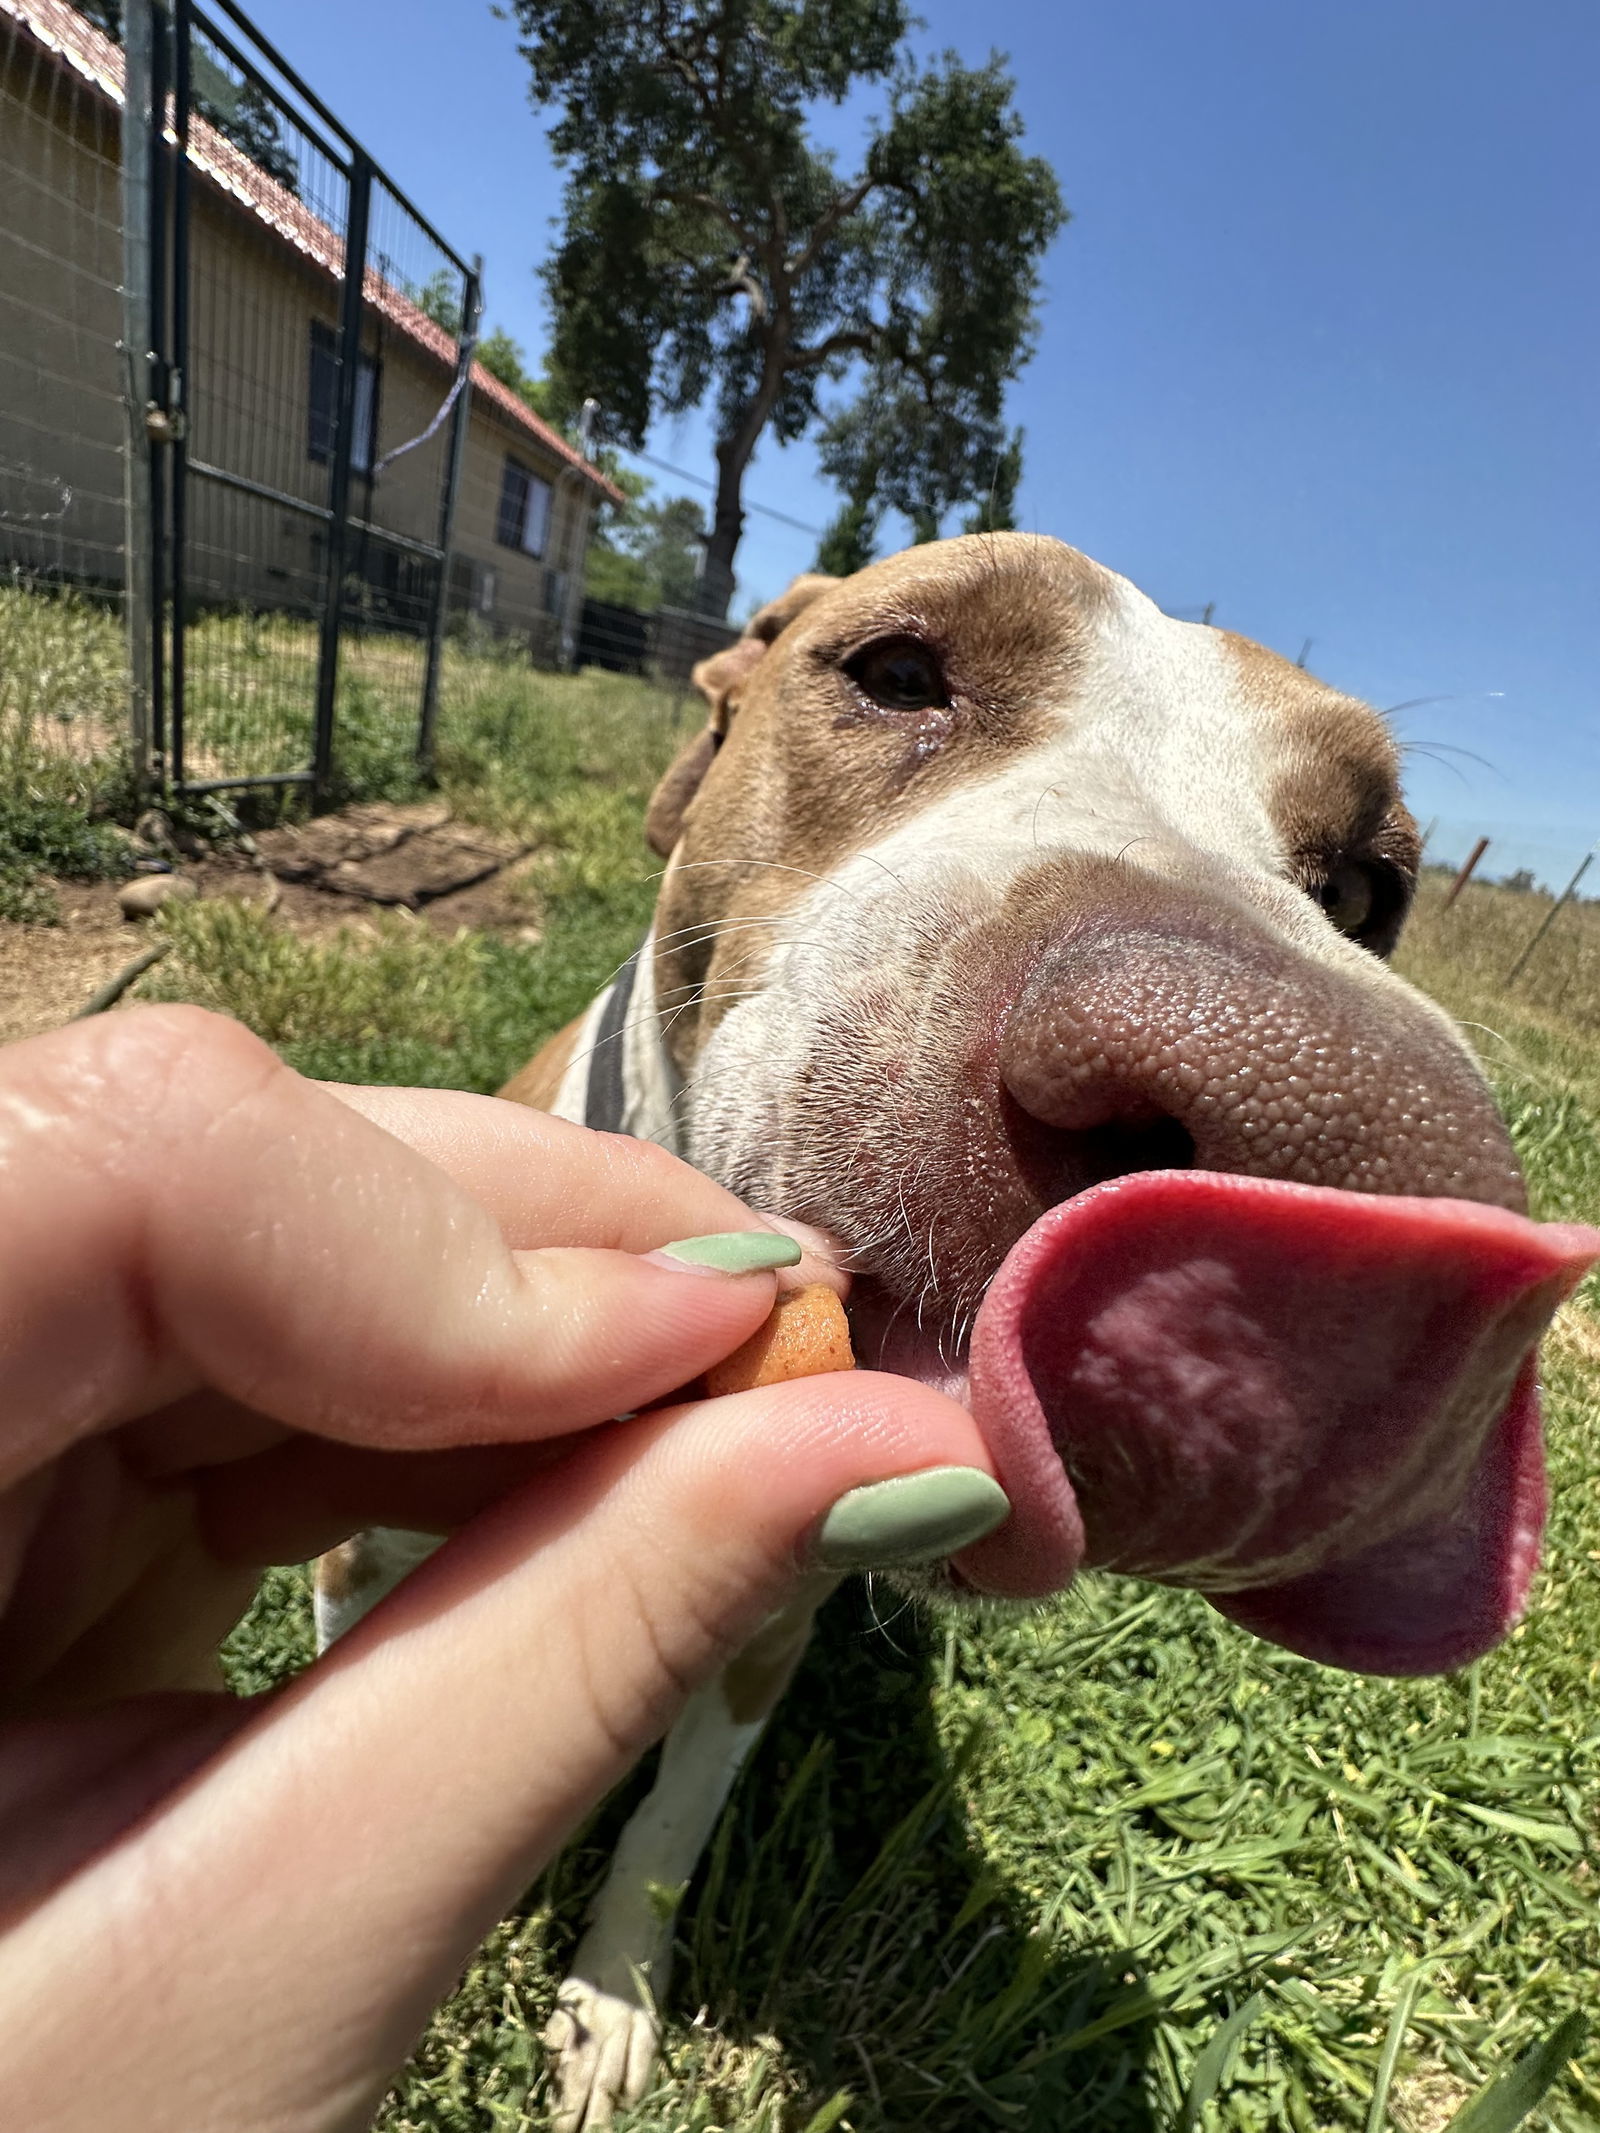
[318,533,1593,2130]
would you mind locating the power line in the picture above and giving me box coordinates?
[618,445,826,537]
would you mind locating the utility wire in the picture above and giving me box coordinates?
[618,445,826,537]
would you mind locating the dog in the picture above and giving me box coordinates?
[318,532,1589,2130]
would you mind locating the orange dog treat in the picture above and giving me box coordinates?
[704,1283,855,1396]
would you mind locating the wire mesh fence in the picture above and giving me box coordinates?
[0,0,495,808]
[0,0,132,783]
[166,0,359,790]
[157,0,481,798]
[575,598,738,688]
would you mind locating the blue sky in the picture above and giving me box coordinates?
[249,0,1598,886]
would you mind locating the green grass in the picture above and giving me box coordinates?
[193,829,1600,2133]
[0,583,135,918]
[143,653,686,1088]
[0,582,695,924]
[8,582,1594,2131]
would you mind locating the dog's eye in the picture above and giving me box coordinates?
[1316,862,1395,942]
[845,638,949,713]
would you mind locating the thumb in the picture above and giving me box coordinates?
[0,1374,1003,2133]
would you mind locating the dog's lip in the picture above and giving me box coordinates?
[944,1171,1599,1675]
[842,1275,973,1399]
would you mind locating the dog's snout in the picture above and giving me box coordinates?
[998,892,1526,1212]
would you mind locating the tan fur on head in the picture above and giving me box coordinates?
[646,573,839,858]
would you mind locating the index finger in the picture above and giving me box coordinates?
[0,1009,789,1487]
[325,1083,838,1275]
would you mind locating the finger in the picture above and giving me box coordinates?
[0,1009,787,1484]
[326,1084,850,1295]
[0,1376,997,2131]
[195,1434,571,1565]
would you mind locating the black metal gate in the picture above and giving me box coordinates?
[130,0,479,803]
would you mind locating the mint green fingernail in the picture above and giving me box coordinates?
[812,1467,1010,1571]
[655,1231,803,1273]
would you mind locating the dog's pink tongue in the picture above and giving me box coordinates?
[956,1173,1598,1676]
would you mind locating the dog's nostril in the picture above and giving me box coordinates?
[1001,1091,1196,1209]
[1076,1113,1197,1181]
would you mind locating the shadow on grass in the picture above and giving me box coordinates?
[544,1580,1162,2133]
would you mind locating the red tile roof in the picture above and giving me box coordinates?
[4,0,623,504]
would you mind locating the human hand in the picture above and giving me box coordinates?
[0,1006,998,2131]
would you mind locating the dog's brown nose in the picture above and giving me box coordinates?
[998,877,1525,1213]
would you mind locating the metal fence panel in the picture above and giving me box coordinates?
[1,0,480,806]
[0,0,132,782]
[162,0,478,799]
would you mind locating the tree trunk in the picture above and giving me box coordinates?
[697,434,748,620]
[697,313,791,619]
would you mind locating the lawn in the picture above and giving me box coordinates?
[6,600,1598,2131]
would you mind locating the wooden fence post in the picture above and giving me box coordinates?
[1443,837,1490,909]
[1505,853,1594,987]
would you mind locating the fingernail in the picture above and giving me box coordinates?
[650,1231,804,1274]
[811,1467,1010,1571]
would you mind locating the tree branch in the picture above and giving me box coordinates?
[715,254,770,322]
[786,327,877,371]
[786,171,881,281]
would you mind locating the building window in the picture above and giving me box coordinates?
[308,321,379,475]
[496,455,551,557]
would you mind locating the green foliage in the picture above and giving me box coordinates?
[511,0,1065,605]
[1441,2013,1589,2132]
[963,427,1025,536]
[74,0,121,37]
[144,657,680,1088]
[475,325,578,433]
[585,493,707,610]
[0,783,130,922]
[190,63,300,192]
[815,486,879,576]
[80,3,299,191]
[410,269,465,337]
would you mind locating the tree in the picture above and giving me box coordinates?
[509,0,1065,616]
[586,494,708,609]
[963,428,1023,535]
[82,1,300,193]
[815,485,879,576]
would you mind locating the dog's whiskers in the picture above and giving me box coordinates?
[861,1572,916,1653]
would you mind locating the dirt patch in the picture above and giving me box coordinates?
[242,801,540,923]
[1,802,546,1046]
[1390,2064,1475,2133]
[0,883,146,1043]
[175,799,544,939]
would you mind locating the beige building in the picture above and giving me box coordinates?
[0,0,620,660]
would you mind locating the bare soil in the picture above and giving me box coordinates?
[0,801,544,1045]
[0,884,143,1044]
